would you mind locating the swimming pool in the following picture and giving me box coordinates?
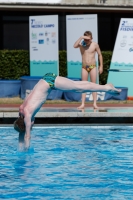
[0,126,133,199]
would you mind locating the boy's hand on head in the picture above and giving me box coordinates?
[82,36,91,40]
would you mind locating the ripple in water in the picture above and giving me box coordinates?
[0,126,133,199]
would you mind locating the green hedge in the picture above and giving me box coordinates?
[0,50,29,79]
[99,51,112,85]
[59,50,67,77]
[0,50,112,84]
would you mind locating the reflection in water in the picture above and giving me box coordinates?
[15,132,34,180]
[14,148,35,181]
[18,132,25,151]
[41,107,133,113]
[99,109,107,112]
[1,127,133,199]
[77,108,100,113]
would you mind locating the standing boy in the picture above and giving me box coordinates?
[74,31,103,109]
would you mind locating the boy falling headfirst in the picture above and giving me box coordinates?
[14,73,121,150]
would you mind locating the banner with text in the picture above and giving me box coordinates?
[29,15,59,76]
[108,18,133,96]
[66,14,98,79]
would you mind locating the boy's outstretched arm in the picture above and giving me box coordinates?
[23,112,32,150]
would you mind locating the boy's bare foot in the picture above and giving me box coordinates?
[77,104,85,109]
[106,83,121,94]
[93,103,99,109]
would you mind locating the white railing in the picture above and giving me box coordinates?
[0,0,133,5]
[0,0,62,3]
[103,0,133,5]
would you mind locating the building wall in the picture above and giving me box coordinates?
[0,0,133,6]
[0,10,133,51]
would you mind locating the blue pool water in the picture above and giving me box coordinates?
[0,126,133,199]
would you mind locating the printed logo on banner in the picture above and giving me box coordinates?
[122,35,127,39]
[46,38,49,45]
[128,42,133,46]
[45,31,51,36]
[31,41,37,44]
[31,32,37,39]
[32,47,38,51]
[120,20,133,31]
[51,32,56,37]
[44,24,54,28]
[45,31,48,36]
[31,19,43,28]
[67,17,84,20]
[52,39,56,44]
[39,33,44,36]
[129,48,133,52]
[120,39,127,47]
[38,40,44,44]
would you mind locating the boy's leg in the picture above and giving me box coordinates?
[55,76,121,93]
[90,67,98,109]
[77,68,88,109]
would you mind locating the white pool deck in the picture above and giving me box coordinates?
[0,106,133,118]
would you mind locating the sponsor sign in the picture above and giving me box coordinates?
[108,18,133,96]
[66,14,98,80]
[29,15,59,76]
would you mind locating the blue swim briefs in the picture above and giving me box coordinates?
[43,73,57,89]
